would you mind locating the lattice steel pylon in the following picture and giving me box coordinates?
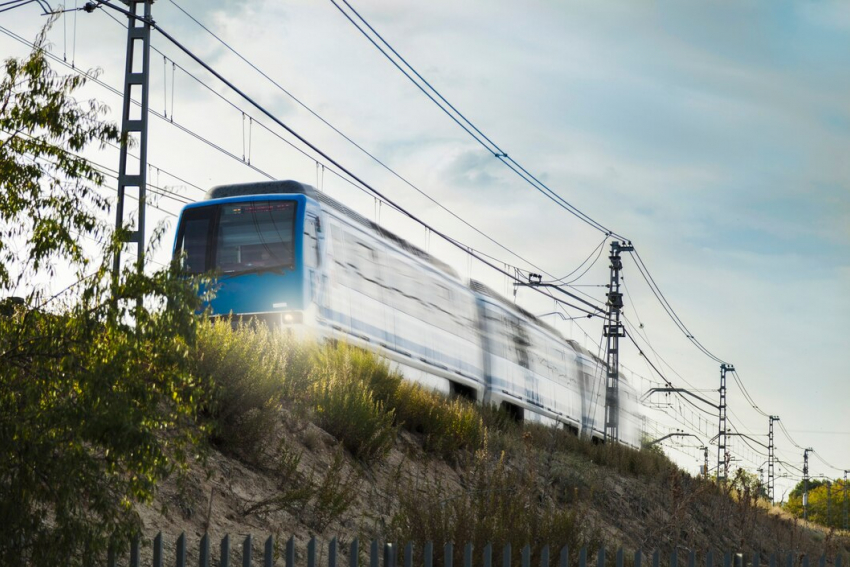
[112,0,153,279]
[603,240,633,443]
[717,363,733,483]
[768,416,778,502]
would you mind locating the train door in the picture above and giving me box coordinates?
[508,316,539,408]
[304,214,321,308]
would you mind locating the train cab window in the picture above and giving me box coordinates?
[215,200,296,274]
[175,206,214,274]
[305,216,319,269]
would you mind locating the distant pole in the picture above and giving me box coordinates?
[768,416,778,503]
[603,240,633,443]
[717,364,733,483]
[803,451,808,521]
[826,480,832,528]
[112,0,153,280]
[703,446,709,481]
[844,471,850,531]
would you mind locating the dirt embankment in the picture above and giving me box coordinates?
[137,405,850,565]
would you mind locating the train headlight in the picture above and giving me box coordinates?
[282,311,302,324]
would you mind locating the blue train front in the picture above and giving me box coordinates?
[173,180,323,330]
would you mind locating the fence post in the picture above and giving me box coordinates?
[387,543,397,567]
[616,549,624,567]
[330,538,338,567]
[371,541,379,567]
[836,556,843,567]
[424,542,433,567]
[504,543,512,567]
[445,543,454,567]
[559,547,568,567]
[652,550,659,567]
[465,543,473,567]
[243,535,252,567]
[634,551,642,567]
[308,537,317,567]
[286,536,295,567]
[107,542,116,567]
[671,549,677,567]
[541,545,549,567]
[523,546,531,567]
[689,550,696,567]
[769,555,775,567]
[265,537,274,567]
[598,548,606,567]
[350,539,359,567]
[580,547,588,567]
[405,543,413,567]
[200,534,210,567]
[724,552,731,567]
[707,551,713,567]
[131,536,140,567]
[753,553,759,567]
[484,543,493,567]
[222,535,231,567]
[176,533,186,567]
[820,556,826,567]
[803,556,809,567]
[153,533,163,567]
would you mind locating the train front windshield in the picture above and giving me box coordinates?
[176,200,297,274]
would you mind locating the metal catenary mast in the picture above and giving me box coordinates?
[603,241,632,443]
[768,416,778,502]
[803,448,812,521]
[717,363,733,482]
[112,0,153,279]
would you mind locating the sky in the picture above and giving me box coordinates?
[1,0,848,498]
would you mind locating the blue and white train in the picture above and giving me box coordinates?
[173,180,642,447]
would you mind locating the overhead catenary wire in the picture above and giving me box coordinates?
[321,0,775,423]
[4,21,595,321]
[96,8,596,303]
[80,4,609,319]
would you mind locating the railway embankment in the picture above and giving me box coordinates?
[138,320,849,560]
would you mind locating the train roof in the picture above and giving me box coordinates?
[205,180,459,279]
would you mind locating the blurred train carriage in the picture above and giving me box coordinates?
[173,180,642,447]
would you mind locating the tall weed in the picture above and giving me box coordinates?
[191,319,311,457]
[310,346,397,462]
[393,382,484,457]
[389,444,603,563]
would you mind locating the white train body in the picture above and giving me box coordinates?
[173,181,643,449]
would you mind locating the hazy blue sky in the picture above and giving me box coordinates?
[2,0,848,494]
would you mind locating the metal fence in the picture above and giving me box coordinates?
[107,534,848,567]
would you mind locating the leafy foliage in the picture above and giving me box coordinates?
[784,477,848,529]
[0,21,119,290]
[0,22,208,565]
